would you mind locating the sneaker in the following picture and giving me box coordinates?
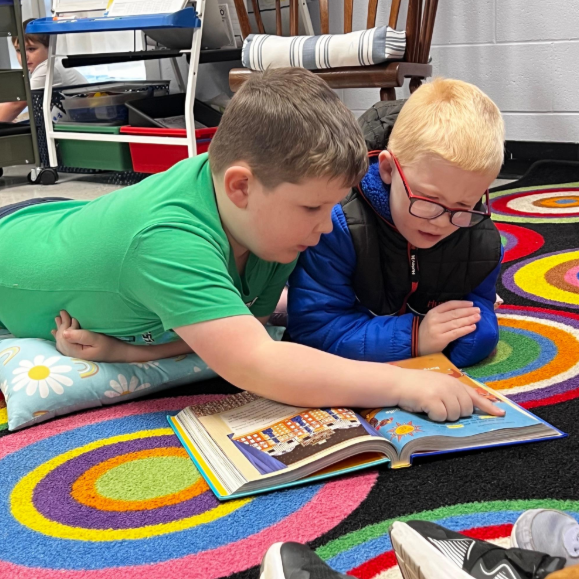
[512,509,579,568]
[260,542,349,579]
[389,520,565,579]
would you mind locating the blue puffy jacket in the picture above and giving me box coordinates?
[288,179,502,368]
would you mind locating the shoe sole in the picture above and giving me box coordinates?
[390,522,471,579]
[260,543,286,579]
[510,509,543,550]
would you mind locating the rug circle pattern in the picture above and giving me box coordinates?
[0,395,377,578]
[502,249,579,309]
[464,306,579,408]
[490,185,579,223]
[315,499,579,579]
[496,223,544,263]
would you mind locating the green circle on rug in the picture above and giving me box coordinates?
[468,329,540,379]
[96,456,200,501]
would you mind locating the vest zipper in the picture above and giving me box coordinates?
[401,244,421,357]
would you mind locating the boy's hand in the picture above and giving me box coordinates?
[418,301,481,356]
[394,369,505,422]
[52,310,125,362]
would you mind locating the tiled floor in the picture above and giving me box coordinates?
[0,165,516,207]
[0,166,123,207]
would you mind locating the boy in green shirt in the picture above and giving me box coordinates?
[0,68,502,422]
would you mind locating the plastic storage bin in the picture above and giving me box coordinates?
[120,126,217,173]
[31,81,170,173]
[126,93,222,128]
[63,92,151,123]
[61,82,170,123]
[55,124,133,171]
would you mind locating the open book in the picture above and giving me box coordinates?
[168,353,565,500]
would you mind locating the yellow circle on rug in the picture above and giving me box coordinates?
[10,429,249,541]
[513,250,579,306]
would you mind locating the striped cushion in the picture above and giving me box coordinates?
[241,26,406,72]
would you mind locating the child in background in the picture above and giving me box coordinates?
[288,78,504,369]
[0,18,86,122]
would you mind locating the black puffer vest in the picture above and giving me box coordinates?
[346,100,502,318]
[341,186,501,318]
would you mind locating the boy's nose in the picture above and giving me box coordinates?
[316,215,333,234]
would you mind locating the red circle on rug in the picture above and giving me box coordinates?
[492,188,579,219]
[349,524,513,579]
[496,223,544,263]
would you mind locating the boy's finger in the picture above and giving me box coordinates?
[443,324,477,342]
[468,389,505,416]
[424,399,447,422]
[63,329,96,347]
[438,307,480,322]
[431,301,473,314]
[442,312,481,331]
[441,395,461,422]
[55,316,62,329]
[50,330,57,337]
[456,385,474,417]
[60,310,72,328]
[71,318,80,330]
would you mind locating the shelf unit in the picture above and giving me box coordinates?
[0,0,42,180]
[27,4,207,168]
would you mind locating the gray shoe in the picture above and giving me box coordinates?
[512,509,579,568]
[260,542,350,579]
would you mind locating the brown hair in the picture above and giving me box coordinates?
[209,67,368,189]
[12,19,49,49]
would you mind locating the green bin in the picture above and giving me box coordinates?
[54,124,133,171]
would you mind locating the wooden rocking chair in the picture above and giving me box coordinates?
[229,0,438,101]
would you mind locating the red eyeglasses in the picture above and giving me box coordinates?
[391,153,491,228]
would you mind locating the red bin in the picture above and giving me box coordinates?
[120,126,218,173]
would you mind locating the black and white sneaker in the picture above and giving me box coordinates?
[389,520,566,579]
[260,542,349,579]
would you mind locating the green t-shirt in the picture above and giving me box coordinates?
[0,154,295,344]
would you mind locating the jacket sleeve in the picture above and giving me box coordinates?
[445,246,504,368]
[287,205,418,362]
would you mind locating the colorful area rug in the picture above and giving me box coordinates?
[0,164,578,578]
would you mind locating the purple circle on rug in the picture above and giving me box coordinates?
[32,435,219,529]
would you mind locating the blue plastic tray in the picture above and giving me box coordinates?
[26,7,200,34]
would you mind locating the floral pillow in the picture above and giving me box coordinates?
[0,326,284,430]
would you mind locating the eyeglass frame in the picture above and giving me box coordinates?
[390,152,491,228]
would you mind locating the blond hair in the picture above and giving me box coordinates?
[388,78,504,175]
[209,68,368,189]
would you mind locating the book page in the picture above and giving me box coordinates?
[192,393,381,479]
[220,398,307,437]
[361,397,540,456]
[360,353,543,455]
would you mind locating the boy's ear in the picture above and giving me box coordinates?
[378,150,394,185]
[222,164,254,209]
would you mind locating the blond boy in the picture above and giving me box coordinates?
[288,78,505,382]
[0,69,502,422]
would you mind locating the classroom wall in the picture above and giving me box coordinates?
[340,0,579,143]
